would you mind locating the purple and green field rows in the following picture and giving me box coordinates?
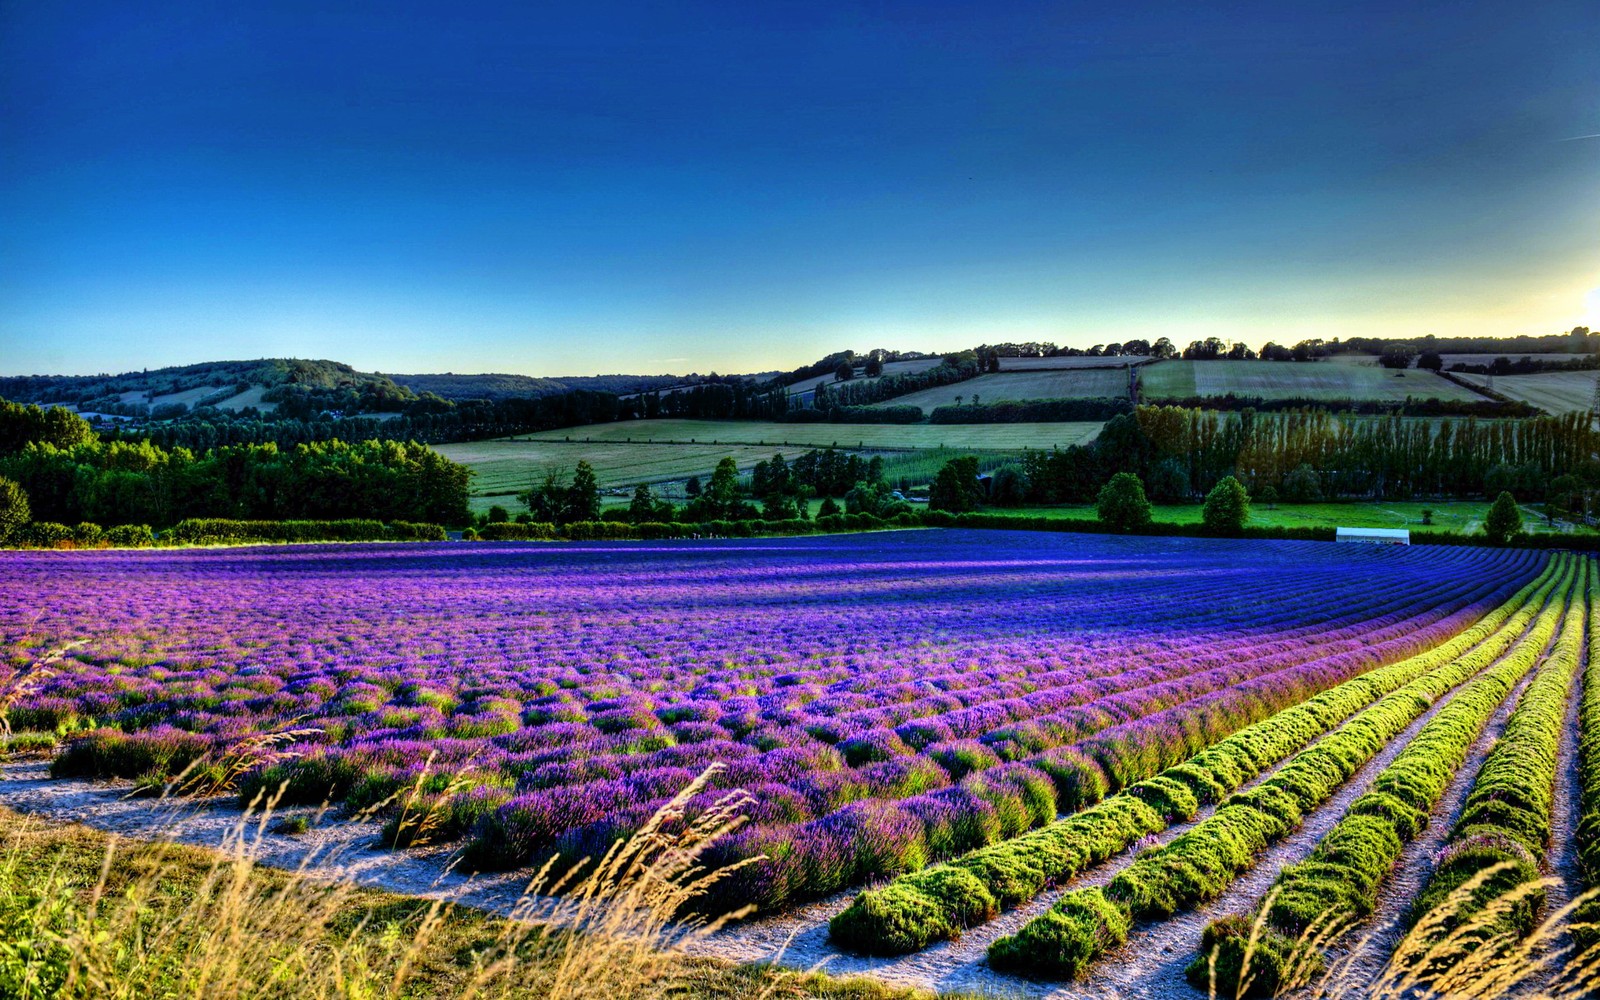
[3,530,1594,993]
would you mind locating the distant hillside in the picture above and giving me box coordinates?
[390,372,697,401]
[0,359,382,406]
[0,359,735,413]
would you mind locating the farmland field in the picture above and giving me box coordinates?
[782,357,942,392]
[1453,370,1599,415]
[441,420,1103,510]
[1005,499,1596,536]
[870,368,1130,412]
[3,530,1592,994]
[994,355,1152,370]
[1140,359,1486,402]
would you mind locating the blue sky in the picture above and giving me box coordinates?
[2,1,1597,377]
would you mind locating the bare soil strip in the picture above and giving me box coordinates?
[1299,656,1544,992]
[1547,622,1588,912]
[686,705,1378,992]
[1055,654,1543,1000]
[0,609,1562,1000]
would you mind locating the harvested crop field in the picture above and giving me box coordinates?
[994,356,1153,370]
[1453,370,1599,415]
[439,421,1104,511]
[3,531,1594,995]
[1140,359,1486,402]
[872,369,1130,412]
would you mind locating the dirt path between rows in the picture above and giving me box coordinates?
[1041,656,1526,1000]
[685,697,1369,994]
[0,685,1448,1000]
[0,614,1560,1000]
[1301,649,1545,992]
[0,759,542,920]
[1546,619,1588,914]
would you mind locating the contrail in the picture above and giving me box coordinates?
[1559,133,1600,141]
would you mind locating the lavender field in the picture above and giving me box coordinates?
[2,530,1596,996]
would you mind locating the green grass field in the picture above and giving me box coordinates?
[873,369,1129,412]
[443,420,1100,512]
[994,355,1150,370]
[1139,359,1484,402]
[781,357,942,392]
[1007,499,1590,535]
[515,419,1102,451]
[1453,370,1598,415]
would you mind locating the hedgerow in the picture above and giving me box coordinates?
[1188,557,1584,995]
[986,557,1574,979]
[828,559,1563,956]
[165,518,447,544]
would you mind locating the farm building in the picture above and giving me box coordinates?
[1335,526,1410,545]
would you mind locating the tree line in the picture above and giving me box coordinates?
[999,406,1600,506]
[0,399,471,528]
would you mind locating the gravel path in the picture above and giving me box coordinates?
[683,702,1369,993]
[1545,619,1587,914]
[0,696,1427,1000]
[0,614,1560,1000]
[1047,652,1522,1000]
[0,759,539,917]
[1306,655,1542,991]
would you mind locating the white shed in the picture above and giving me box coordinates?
[1336,527,1410,545]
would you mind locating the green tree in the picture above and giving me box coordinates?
[684,457,756,521]
[1202,475,1250,535]
[562,460,601,523]
[520,469,566,523]
[818,496,842,517]
[1146,457,1190,502]
[1546,473,1582,526]
[929,456,982,513]
[989,464,1028,507]
[1282,463,1322,503]
[1485,491,1523,545]
[628,483,674,523]
[1095,472,1152,533]
[761,491,801,520]
[0,400,96,456]
[0,476,29,541]
[486,504,509,524]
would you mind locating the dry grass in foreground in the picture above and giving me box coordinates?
[0,769,953,1000]
[1200,866,1600,999]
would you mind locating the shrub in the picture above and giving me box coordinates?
[70,522,104,547]
[1485,491,1523,545]
[14,521,71,548]
[1201,475,1250,535]
[0,475,29,541]
[164,519,447,545]
[1095,472,1152,533]
[104,524,157,547]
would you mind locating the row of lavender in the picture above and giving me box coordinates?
[2,530,1542,913]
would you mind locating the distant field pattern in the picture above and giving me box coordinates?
[782,358,942,393]
[994,356,1151,370]
[876,369,1129,412]
[1454,370,1598,414]
[441,419,1103,508]
[1141,359,1484,402]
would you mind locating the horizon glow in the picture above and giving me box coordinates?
[2,2,1597,379]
